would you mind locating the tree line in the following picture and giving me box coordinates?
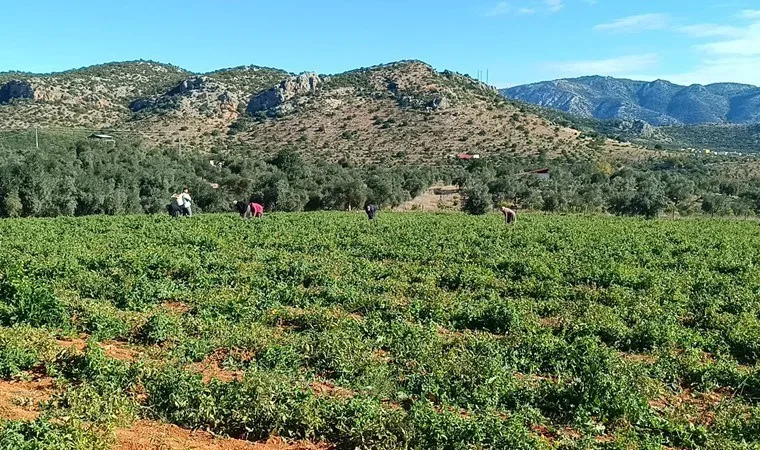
[1,135,759,219]
[460,155,760,218]
[0,138,435,217]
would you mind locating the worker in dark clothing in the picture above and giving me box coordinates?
[365,204,379,220]
[501,206,516,225]
[234,200,264,219]
[168,194,184,218]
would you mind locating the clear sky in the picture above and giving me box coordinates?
[1,0,759,87]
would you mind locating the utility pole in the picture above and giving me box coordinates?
[35,126,39,150]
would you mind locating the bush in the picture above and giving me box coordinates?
[137,312,184,345]
[70,299,131,341]
[0,419,110,450]
[0,326,55,377]
[462,184,492,215]
[3,190,22,218]
[0,273,69,329]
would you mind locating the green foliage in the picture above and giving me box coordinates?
[0,213,757,447]
[205,65,289,97]
[702,193,732,216]
[2,189,21,218]
[609,174,668,218]
[137,312,184,345]
[46,382,138,427]
[656,123,760,153]
[476,153,760,217]
[69,299,130,341]
[0,326,55,377]
[0,271,69,329]
[0,131,759,219]
[0,134,436,216]
[0,419,110,450]
[462,184,492,215]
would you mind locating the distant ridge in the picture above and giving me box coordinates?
[502,76,760,126]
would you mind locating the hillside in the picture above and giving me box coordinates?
[0,60,643,164]
[654,123,760,152]
[203,61,623,164]
[0,61,190,128]
[503,76,760,126]
[505,97,760,154]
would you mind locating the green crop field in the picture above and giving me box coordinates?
[0,212,758,449]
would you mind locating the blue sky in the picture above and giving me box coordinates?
[1,0,759,87]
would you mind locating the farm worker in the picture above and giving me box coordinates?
[250,202,264,218]
[365,204,379,220]
[501,206,516,225]
[235,201,264,219]
[181,188,193,217]
[169,194,184,217]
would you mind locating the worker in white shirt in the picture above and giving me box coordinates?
[501,206,516,225]
[180,188,192,217]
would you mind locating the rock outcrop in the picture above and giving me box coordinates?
[0,80,35,104]
[609,120,659,139]
[130,76,240,120]
[33,86,64,102]
[166,77,207,96]
[215,92,240,120]
[247,73,321,113]
[633,120,656,138]
[129,98,154,112]
[428,96,450,110]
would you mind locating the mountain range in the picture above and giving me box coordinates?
[2,60,757,160]
[502,76,760,126]
[0,60,637,164]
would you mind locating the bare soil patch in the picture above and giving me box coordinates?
[620,352,658,364]
[115,420,331,450]
[161,301,192,314]
[56,338,141,362]
[396,185,460,212]
[649,388,732,426]
[0,376,57,421]
[309,381,354,399]
[187,350,245,384]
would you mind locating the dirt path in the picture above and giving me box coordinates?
[115,420,330,450]
[396,184,460,211]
